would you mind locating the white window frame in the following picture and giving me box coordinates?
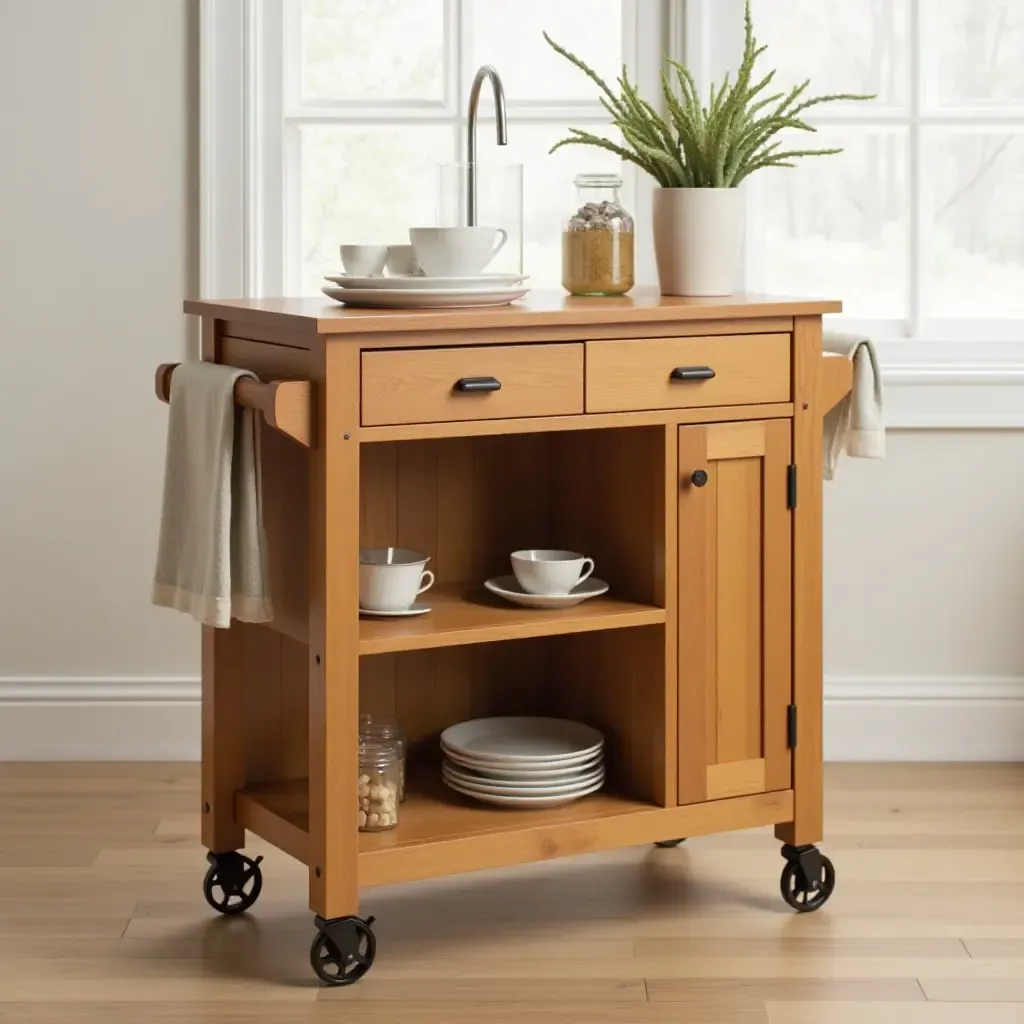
[202,0,1024,426]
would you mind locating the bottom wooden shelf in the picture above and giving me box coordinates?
[236,766,794,888]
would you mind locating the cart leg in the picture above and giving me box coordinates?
[201,624,247,853]
[307,341,362,921]
[775,315,824,851]
[306,343,368,985]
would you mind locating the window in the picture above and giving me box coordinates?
[700,0,1024,343]
[205,0,1024,354]
[205,0,662,298]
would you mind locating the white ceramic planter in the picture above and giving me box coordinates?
[652,187,744,296]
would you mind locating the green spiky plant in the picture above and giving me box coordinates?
[544,2,873,187]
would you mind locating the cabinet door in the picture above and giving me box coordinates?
[677,419,792,804]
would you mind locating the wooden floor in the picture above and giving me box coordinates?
[1,764,1023,1022]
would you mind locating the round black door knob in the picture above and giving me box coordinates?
[690,469,708,487]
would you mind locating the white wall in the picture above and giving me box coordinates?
[0,0,200,755]
[824,428,1024,760]
[1,2,1021,760]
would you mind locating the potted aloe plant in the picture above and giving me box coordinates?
[544,3,872,296]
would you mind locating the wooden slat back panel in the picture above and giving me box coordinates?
[359,640,549,756]
[549,426,664,606]
[548,627,665,803]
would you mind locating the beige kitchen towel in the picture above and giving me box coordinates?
[821,330,885,480]
[153,361,273,627]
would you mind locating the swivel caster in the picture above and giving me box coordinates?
[310,914,377,986]
[202,851,263,915]
[780,844,835,913]
[653,838,687,848]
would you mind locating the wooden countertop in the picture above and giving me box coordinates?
[184,289,842,336]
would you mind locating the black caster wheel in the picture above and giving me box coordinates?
[310,914,377,986]
[780,844,835,913]
[202,851,263,915]
[653,838,687,848]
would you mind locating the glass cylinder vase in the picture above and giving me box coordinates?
[436,162,524,277]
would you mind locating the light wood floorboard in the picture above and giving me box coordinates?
[0,763,1021,1020]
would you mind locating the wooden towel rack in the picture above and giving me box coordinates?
[154,363,314,448]
[819,352,854,416]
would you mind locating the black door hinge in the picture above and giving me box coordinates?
[786,704,798,749]
[786,464,798,509]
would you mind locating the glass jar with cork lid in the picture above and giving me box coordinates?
[562,173,634,296]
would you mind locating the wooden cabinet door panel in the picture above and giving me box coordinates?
[678,419,792,804]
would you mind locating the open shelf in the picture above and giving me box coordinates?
[236,765,793,889]
[358,582,665,655]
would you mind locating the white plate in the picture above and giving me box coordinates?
[440,716,603,763]
[324,272,528,290]
[322,285,529,308]
[442,770,605,800]
[443,760,604,794]
[443,775,605,807]
[484,575,609,609]
[358,603,431,618]
[442,745,604,775]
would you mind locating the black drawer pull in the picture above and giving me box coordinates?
[670,366,716,381]
[454,376,502,393]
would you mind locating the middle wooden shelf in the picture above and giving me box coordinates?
[358,581,665,655]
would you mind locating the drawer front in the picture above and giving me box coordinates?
[585,334,791,413]
[361,343,584,426]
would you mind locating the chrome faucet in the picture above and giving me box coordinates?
[466,65,508,226]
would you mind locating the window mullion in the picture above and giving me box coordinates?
[908,0,923,339]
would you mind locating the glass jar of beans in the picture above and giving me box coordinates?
[357,739,401,832]
[562,173,635,296]
[359,713,406,801]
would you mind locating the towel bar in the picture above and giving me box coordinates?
[154,363,314,448]
[819,352,853,415]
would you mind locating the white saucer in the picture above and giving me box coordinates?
[322,285,529,309]
[483,575,609,609]
[359,603,431,618]
[324,273,528,290]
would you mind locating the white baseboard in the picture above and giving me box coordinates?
[0,678,200,761]
[2,676,1023,762]
[823,676,1024,761]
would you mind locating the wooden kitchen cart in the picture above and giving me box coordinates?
[163,291,851,986]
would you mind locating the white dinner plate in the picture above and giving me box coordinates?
[442,761,604,795]
[442,745,604,775]
[442,774,605,807]
[321,285,529,308]
[324,272,528,290]
[483,575,609,610]
[440,716,604,764]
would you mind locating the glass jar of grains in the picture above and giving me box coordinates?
[357,739,400,832]
[562,173,634,296]
[359,713,406,801]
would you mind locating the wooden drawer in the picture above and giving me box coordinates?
[585,334,791,413]
[361,343,584,426]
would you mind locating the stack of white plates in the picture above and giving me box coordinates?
[441,716,604,808]
[322,273,530,309]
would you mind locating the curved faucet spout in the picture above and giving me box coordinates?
[467,65,508,225]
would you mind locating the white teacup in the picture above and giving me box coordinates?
[341,244,389,277]
[359,547,435,612]
[510,549,595,596]
[385,244,422,277]
[409,226,508,278]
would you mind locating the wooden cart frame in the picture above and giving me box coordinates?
[160,293,851,985]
